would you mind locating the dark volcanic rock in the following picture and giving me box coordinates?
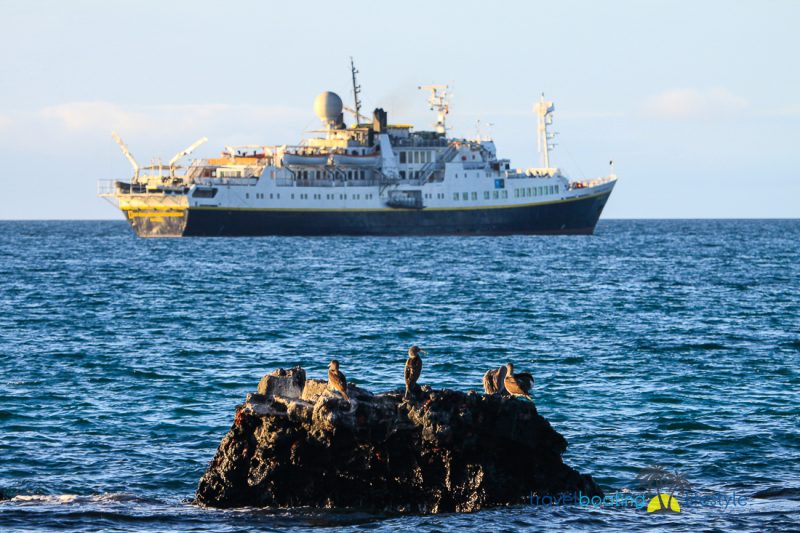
[196,367,602,513]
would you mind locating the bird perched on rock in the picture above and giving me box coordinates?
[503,363,534,400]
[404,345,424,400]
[482,365,508,395]
[327,360,350,402]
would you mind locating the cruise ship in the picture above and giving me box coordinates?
[99,65,616,237]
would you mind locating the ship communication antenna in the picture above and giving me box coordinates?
[111,132,140,179]
[169,136,208,177]
[418,84,450,134]
[533,93,556,168]
[349,57,365,125]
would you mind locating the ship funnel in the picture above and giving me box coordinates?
[372,108,387,133]
[314,91,345,129]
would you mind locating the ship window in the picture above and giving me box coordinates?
[400,171,406,179]
[493,191,499,199]
[291,194,295,199]
[527,188,532,196]
[453,192,459,200]
[414,151,420,164]
[462,192,468,200]
[484,191,490,199]
[471,192,477,200]
[246,193,250,199]
[192,187,217,198]
[400,152,406,164]
[501,190,508,199]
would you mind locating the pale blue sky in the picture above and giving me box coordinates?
[0,0,797,219]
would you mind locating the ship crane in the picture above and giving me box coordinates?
[418,84,450,134]
[111,132,140,179]
[169,136,208,177]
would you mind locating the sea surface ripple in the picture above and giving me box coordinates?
[1,220,798,531]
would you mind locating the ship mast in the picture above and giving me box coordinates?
[350,57,363,125]
[418,85,450,134]
[533,93,556,168]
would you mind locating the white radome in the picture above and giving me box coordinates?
[313,91,343,124]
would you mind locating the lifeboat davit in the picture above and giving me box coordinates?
[332,153,382,167]
[282,153,329,166]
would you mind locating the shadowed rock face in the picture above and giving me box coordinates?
[195,367,602,513]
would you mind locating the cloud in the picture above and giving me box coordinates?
[0,113,13,131]
[0,101,312,156]
[38,101,307,136]
[641,88,748,120]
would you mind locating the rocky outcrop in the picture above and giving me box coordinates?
[195,367,601,513]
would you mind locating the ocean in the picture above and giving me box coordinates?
[1,219,798,531]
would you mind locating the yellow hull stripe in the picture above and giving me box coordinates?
[127,211,186,218]
[121,205,186,211]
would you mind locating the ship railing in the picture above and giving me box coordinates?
[97,179,121,196]
[283,178,386,188]
[568,175,616,190]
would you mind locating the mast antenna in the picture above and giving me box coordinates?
[111,132,140,179]
[350,57,363,125]
[418,84,450,134]
[533,93,556,168]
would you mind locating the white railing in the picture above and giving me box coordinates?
[97,179,119,196]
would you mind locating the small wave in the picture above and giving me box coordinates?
[752,486,800,500]
[781,340,800,351]
[7,492,160,505]
[659,420,721,431]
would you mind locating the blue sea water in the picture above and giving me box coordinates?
[0,219,798,532]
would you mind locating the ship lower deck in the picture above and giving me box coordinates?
[124,190,612,237]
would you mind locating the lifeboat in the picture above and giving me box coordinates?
[332,152,382,167]
[282,153,329,166]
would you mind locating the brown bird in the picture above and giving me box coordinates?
[327,359,350,402]
[503,363,534,400]
[404,345,424,400]
[482,365,508,395]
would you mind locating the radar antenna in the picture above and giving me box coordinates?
[169,136,208,177]
[111,132,140,179]
[349,57,365,124]
[418,84,450,134]
[533,93,556,168]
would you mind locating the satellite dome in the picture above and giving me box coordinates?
[313,91,344,124]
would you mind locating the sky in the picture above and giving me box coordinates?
[0,0,798,219]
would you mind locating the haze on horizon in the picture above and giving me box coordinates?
[0,0,797,220]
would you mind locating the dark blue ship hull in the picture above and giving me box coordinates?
[127,190,612,237]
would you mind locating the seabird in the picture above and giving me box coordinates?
[482,365,508,395]
[327,359,350,402]
[404,345,424,400]
[503,363,534,400]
